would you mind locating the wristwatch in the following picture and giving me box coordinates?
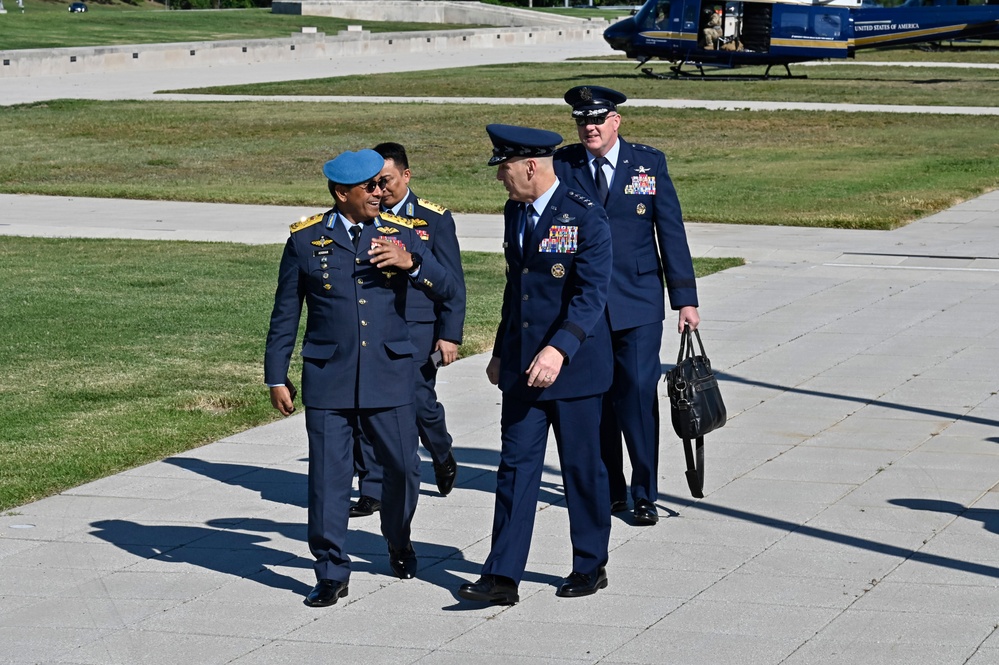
[407,251,422,274]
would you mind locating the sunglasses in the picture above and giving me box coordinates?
[574,113,616,127]
[355,179,385,194]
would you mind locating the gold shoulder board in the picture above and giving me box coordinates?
[380,211,414,228]
[417,197,448,215]
[380,211,429,228]
[290,213,324,233]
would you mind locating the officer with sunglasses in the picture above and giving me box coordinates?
[554,86,700,527]
[264,149,457,607]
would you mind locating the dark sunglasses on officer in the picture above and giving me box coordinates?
[574,112,617,127]
[355,178,387,194]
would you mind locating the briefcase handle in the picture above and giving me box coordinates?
[677,323,710,367]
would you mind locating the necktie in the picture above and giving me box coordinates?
[520,203,536,249]
[593,157,609,205]
[525,204,537,236]
[349,224,362,249]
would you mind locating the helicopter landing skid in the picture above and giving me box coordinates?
[640,62,807,81]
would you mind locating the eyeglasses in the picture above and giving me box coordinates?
[574,113,617,127]
[356,179,384,194]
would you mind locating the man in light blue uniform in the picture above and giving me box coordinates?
[554,86,700,526]
[458,125,613,605]
[349,143,466,518]
[264,150,456,606]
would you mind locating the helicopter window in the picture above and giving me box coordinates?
[814,12,842,38]
[684,2,699,31]
[779,10,809,35]
[656,0,671,29]
[778,9,842,39]
[639,0,672,29]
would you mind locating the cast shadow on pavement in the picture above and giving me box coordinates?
[713,372,999,430]
[164,448,571,510]
[90,451,566,603]
[889,498,999,536]
[676,494,999,580]
[88,518,314,596]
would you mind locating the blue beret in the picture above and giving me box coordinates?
[322,149,384,185]
[486,124,563,166]
[564,86,628,120]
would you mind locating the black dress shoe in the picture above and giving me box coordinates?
[610,499,629,513]
[305,579,349,607]
[349,495,381,518]
[434,451,458,496]
[388,543,417,579]
[634,499,659,525]
[458,574,519,605]
[556,567,608,598]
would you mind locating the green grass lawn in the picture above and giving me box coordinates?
[0,235,740,511]
[855,43,999,64]
[0,1,481,50]
[2,99,997,229]
[176,60,999,108]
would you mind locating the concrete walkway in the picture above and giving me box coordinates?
[2,39,999,665]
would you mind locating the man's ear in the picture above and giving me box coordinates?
[333,184,349,203]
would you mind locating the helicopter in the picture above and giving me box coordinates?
[603,0,999,78]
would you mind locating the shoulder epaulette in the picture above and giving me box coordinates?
[380,211,428,228]
[417,197,448,215]
[566,190,595,208]
[290,213,324,233]
[631,143,662,155]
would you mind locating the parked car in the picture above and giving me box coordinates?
[68,2,88,12]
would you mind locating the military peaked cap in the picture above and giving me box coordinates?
[563,85,628,121]
[486,124,563,166]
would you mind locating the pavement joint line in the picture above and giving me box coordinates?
[823,262,999,272]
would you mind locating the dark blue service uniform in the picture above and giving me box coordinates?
[264,208,455,583]
[354,192,466,500]
[482,182,614,584]
[555,138,698,507]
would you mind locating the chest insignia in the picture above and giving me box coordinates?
[375,236,406,250]
[539,225,578,254]
[311,236,333,248]
[624,171,656,196]
[379,226,401,235]
[636,203,647,215]
[416,229,430,241]
[551,263,566,279]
